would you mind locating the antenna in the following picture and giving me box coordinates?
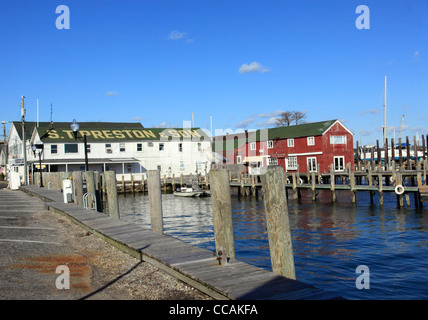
[37,96,39,128]
[49,103,53,129]
[383,76,387,144]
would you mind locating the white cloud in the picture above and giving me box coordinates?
[256,117,278,128]
[235,118,255,128]
[169,30,187,40]
[132,116,143,121]
[238,62,270,74]
[257,110,284,118]
[360,109,380,116]
[106,91,119,97]
[414,51,420,58]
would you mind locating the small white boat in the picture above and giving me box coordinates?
[174,184,209,197]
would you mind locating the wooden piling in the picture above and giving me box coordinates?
[350,170,356,203]
[209,169,236,262]
[148,170,164,235]
[84,171,96,209]
[378,172,383,206]
[330,165,336,202]
[406,136,411,170]
[105,171,120,219]
[292,172,298,200]
[311,172,316,201]
[260,166,296,280]
[72,171,84,207]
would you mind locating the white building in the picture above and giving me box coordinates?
[26,121,212,180]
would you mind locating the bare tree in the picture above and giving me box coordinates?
[275,110,307,127]
[291,111,307,125]
[275,111,294,127]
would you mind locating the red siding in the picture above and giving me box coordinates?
[215,121,354,173]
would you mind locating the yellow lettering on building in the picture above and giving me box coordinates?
[80,130,91,137]
[179,130,191,138]
[63,130,74,139]
[167,129,180,138]
[133,130,145,138]
[122,130,133,138]
[142,130,156,138]
[112,130,125,138]
[102,130,114,139]
[191,130,201,138]
[47,129,60,139]
[91,130,105,139]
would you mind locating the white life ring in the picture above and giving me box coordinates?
[299,178,303,185]
[390,176,395,183]
[395,184,405,195]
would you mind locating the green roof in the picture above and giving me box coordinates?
[264,119,338,140]
[35,122,209,142]
[212,120,339,151]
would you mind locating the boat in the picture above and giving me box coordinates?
[174,183,209,197]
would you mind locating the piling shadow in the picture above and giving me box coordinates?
[79,244,150,300]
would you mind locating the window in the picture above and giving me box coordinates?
[250,142,256,151]
[86,144,91,153]
[64,144,78,154]
[307,136,315,146]
[51,145,57,154]
[119,143,126,152]
[198,143,202,151]
[334,156,345,171]
[267,140,273,149]
[159,143,164,151]
[137,143,142,152]
[287,138,294,147]
[236,155,242,164]
[178,143,183,152]
[179,160,185,171]
[286,156,298,170]
[269,157,278,165]
[105,143,112,154]
[307,157,317,172]
[330,136,346,145]
[157,165,161,171]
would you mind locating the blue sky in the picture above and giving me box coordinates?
[1,0,427,145]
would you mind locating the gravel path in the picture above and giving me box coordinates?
[0,186,213,300]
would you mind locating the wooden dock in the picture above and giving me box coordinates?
[19,185,342,300]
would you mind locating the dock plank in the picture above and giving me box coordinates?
[19,185,342,300]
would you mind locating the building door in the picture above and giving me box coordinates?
[307,157,317,172]
[334,156,345,171]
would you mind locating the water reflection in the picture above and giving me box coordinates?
[118,189,428,300]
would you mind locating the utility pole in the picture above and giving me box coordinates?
[21,96,28,185]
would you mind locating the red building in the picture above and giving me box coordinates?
[217,119,354,173]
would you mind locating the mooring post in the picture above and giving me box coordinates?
[350,169,356,203]
[292,172,298,200]
[330,165,336,202]
[396,173,404,207]
[148,170,164,235]
[311,171,316,201]
[105,171,120,219]
[260,166,296,280]
[72,171,84,207]
[209,169,236,263]
[378,172,383,206]
[84,171,96,209]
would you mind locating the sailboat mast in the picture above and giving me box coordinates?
[383,76,387,144]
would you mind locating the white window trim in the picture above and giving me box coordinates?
[330,135,347,145]
[286,156,298,170]
[307,156,317,172]
[334,156,345,171]
[267,140,273,149]
[250,142,256,151]
[307,136,315,146]
[287,138,294,147]
[236,155,242,164]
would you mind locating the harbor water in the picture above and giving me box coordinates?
[118,189,428,300]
